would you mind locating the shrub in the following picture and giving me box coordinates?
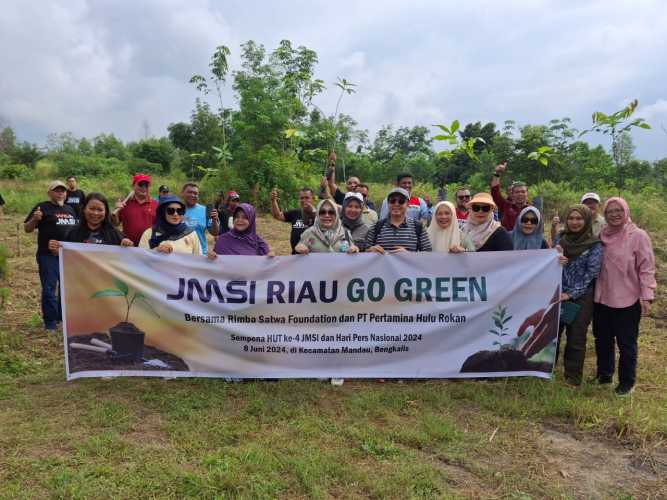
[0,163,32,180]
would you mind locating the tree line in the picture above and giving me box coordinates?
[2,39,666,208]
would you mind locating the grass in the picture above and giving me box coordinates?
[1,178,666,498]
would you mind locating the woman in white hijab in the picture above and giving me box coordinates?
[427,201,474,253]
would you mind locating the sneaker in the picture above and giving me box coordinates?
[44,322,57,332]
[614,384,634,397]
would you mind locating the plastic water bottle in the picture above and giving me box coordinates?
[340,241,349,253]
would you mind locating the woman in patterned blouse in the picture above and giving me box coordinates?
[553,204,603,385]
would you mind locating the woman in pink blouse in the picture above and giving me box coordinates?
[593,197,657,396]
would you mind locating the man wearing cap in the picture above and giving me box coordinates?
[366,187,432,253]
[155,185,170,203]
[490,162,529,230]
[551,192,606,241]
[379,173,430,225]
[181,182,220,254]
[112,173,158,246]
[580,192,605,236]
[218,191,241,233]
[24,181,77,331]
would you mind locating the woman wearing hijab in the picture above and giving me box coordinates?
[48,193,134,253]
[427,201,474,253]
[295,199,358,255]
[208,203,273,257]
[553,204,602,385]
[138,196,201,255]
[295,198,357,386]
[461,193,513,251]
[341,192,369,252]
[593,198,656,396]
[511,206,549,250]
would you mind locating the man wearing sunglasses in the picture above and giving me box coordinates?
[112,173,158,246]
[490,162,529,231]
[454,188,471,222]
[366,187,432,254]
[379,173,430,225]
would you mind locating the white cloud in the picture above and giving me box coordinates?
[0,0,666,159]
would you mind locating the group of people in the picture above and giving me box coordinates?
[23,161,656,396]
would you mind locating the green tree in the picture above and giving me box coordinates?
[128,137,175,173]
[579,99,650,191]
[93,134,127,160]
[0,127,16,154]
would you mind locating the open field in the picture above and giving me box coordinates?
[0,206,666,498]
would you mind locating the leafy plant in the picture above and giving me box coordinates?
[527,145,554,186]
[489,305,512,350]
[190,44,232,170]
[432,120,486,161]
[91,277,159,324]
[579,99,651,191]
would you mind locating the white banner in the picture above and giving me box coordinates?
[61,244,562,380]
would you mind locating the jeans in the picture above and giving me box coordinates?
[593,301,641,387]
[37,254,61,328]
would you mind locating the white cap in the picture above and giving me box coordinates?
[343,192,364,204]
[580,192,601,203]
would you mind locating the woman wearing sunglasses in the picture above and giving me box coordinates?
[553,204,602,386]
[139,196,202,256]
[295,199,358,255]
[461,193,512,252]
[427,201,474,253]
[510,206,549,250]
[593,198,656,396]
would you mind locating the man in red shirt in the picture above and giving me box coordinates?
[454,187,471,221]
[112,174,158,246]
[490,162,528,230]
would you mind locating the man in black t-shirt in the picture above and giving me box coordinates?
[0,191,5,221]
[270,187,315,254]
[65,175,85,219]
[24,181,77,331]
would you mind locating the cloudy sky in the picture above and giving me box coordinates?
[1,0,666,160]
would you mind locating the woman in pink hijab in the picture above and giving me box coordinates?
[593,197,656,396]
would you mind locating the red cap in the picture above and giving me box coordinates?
[132,173,152,185]
[227,191,240,200]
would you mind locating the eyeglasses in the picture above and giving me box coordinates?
[457,195,471,200]
[166,207,185,216]
[137,181,149,188]
[471,204,492,213]
[319,209,336,216]
[521,217,538,225]
[388,197,406,205]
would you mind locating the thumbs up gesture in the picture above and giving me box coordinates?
[32,207,44,222]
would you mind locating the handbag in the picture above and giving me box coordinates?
[560,301,581,326]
